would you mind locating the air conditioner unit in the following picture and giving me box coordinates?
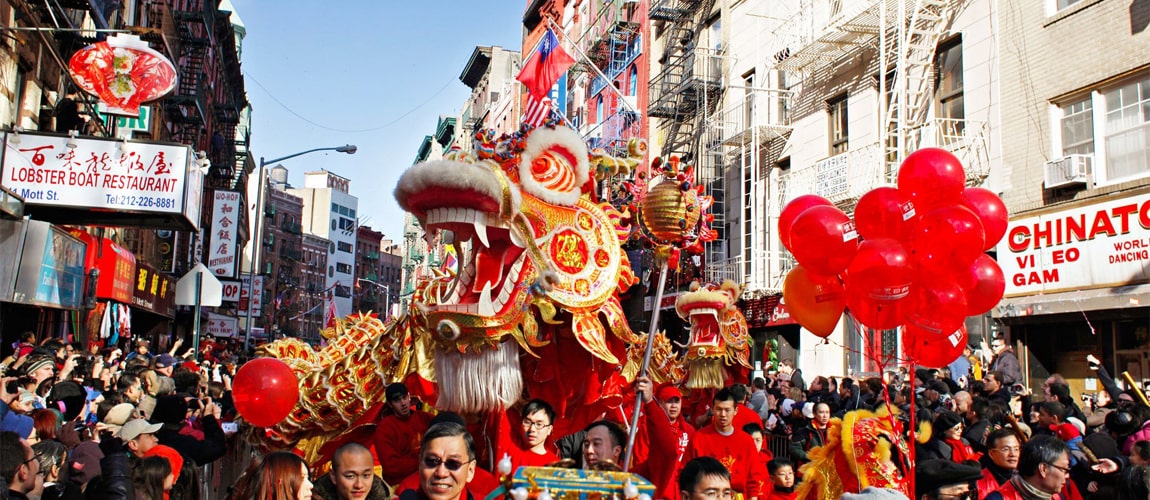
[1043,154,1093,189]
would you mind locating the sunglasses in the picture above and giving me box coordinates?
[421,456,474,471]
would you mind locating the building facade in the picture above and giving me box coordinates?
[300,233,330,342]
[261,170,305,338]
[354,225,384,314]
[993,0,1150,393]
[289,170,359,318]
[460,46,522,145]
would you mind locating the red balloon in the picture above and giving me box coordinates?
[905,278,968,338]
[233,358,300,428]
[845,238,914,299]
[961,254,1006,315]
[961,187,1009,251]
[897,148,966,213]
[854,187,918,242]
[783,265,846,338]
[780,195,833,252]
[788,205,859,276]
[904,325,968,368]
[911,205,985,277]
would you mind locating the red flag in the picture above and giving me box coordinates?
[516,28,575,99]
[523,93,553,127]
[324,298,338,329]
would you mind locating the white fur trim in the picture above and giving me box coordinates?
[518,127,589,207]
[433,341,522,413]
[394,159,521,217]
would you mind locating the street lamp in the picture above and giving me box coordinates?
[356,278,391,319]
[244,145,357,352]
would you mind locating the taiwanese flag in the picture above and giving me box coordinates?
[516,28,575,99]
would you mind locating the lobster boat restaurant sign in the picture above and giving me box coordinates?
[998,192,1150,296]
[0,131,202,230]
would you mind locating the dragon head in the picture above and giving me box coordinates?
[674,280,752,389]
[394,125,638,413]
[795,406,911,499]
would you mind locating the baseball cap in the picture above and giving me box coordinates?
[118,418,162,441]
[656,383,682,401]
[155,354,178,369]
[103,403,136,428]
[385,383,408,401]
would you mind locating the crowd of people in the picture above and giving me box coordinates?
[1,331,1148,500]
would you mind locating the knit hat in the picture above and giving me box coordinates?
[23,356,55,377]
[916,459,982,492]
[144,444,184,481]
[934,411,963,433]
[840,487,910,500]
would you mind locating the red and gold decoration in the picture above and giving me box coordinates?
[794,406,912,499]
[673,280,752,389]
[68,34,177,116]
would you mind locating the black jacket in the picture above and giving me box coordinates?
[789,423,828,463]
[85,451,133,500]
[155,416,227,466]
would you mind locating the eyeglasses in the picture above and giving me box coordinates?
[1045,462,1071,475]
[522,420,552,430]
[21,456,38,470]
[992,446,1020,454]
[421,456,475,471]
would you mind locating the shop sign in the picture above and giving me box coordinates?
[999,193,1150,296]
[207,190,240,278]
[205,313,238,338]
[155,230,177,273]
[220,280,241,302]
[10,220,86,309]
[240,274,264,315]
[68,34,177,117]
[67,230,136,303]
[133,262,175,318]
[1,131,200,229]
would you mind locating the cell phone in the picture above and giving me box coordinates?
[221,422,238,434]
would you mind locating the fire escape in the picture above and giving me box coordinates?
[166,0,215,149]
[649,0,725,271]
[582,0,642,156]
[209,9,249,191]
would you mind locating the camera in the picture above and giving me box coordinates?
[1009,384,1026,395]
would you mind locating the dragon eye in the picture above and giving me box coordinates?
[437,320,461,341]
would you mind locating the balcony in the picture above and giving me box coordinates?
[712,91,794,149]
[771,0,890,73]
[780,142,884,209]
[583,108,642,154]
[648,48,725,119]
[705,250,797,296]
[649,0,700,21]
[908,117,991,185]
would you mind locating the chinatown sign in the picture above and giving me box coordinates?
[998,192,1150,296]
[1,131,202,229]
[68,34,177,117]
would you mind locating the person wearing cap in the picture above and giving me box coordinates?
[153,354,178,378]
[635,376,696,500]
[984,435,1073,500]
[373,382,433,486]
[23,357,56,385]
[144,444,185,500]
[686,387,768,500]
[916,459,982,500]
[790,401,832,465]
[919,411,981,463]
[120,418,162,457]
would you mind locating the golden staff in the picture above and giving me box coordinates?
[1122,371,1150,407]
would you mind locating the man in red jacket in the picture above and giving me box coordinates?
[984,436,1073,500]
[636,376,695,500]
[375,383,433,486]
[977,429,1021,499]
[686,388,768,500]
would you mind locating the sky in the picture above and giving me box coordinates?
[229,0,527,243]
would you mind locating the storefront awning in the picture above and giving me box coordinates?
[994,284,1150,318]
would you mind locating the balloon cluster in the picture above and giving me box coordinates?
[781,148,1007,368]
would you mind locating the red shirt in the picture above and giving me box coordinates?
[763,485,796,500]
[641,400,696,500]
[373,409,433,485]
[491,408,560,472]
[393,466,502,499]
[686,426,768,499]
[733,405,762,433]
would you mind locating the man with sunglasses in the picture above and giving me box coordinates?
[984,436,1072,500]
[916,459,983,500]
[399,422,477,500]
[1,430,43,499]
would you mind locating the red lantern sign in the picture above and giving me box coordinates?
[68,34,177,117]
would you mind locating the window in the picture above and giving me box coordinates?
[337,241,353,253]
[336,263,352,274]
[338,217,355,231]
[828,95,849,155]
[596,97,604,123]
[743,70,755,130]
[1104,77,1150,181]
[1059,97,1094,156]
[628,66,637,97]
[1055,0,1082,12]
[935,38,964,135]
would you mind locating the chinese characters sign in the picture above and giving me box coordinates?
[205,313,238,338]
[208,190,240,278]
[241,274,264,316]
[67,229,137,304]
[1,131,190,216]
[133,262,175,318]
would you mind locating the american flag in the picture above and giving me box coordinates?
[523,93,554,127]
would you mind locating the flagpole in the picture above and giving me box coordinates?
[546,18,639,114]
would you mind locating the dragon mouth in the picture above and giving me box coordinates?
[686,306,722,350]
[423,207,528,318]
